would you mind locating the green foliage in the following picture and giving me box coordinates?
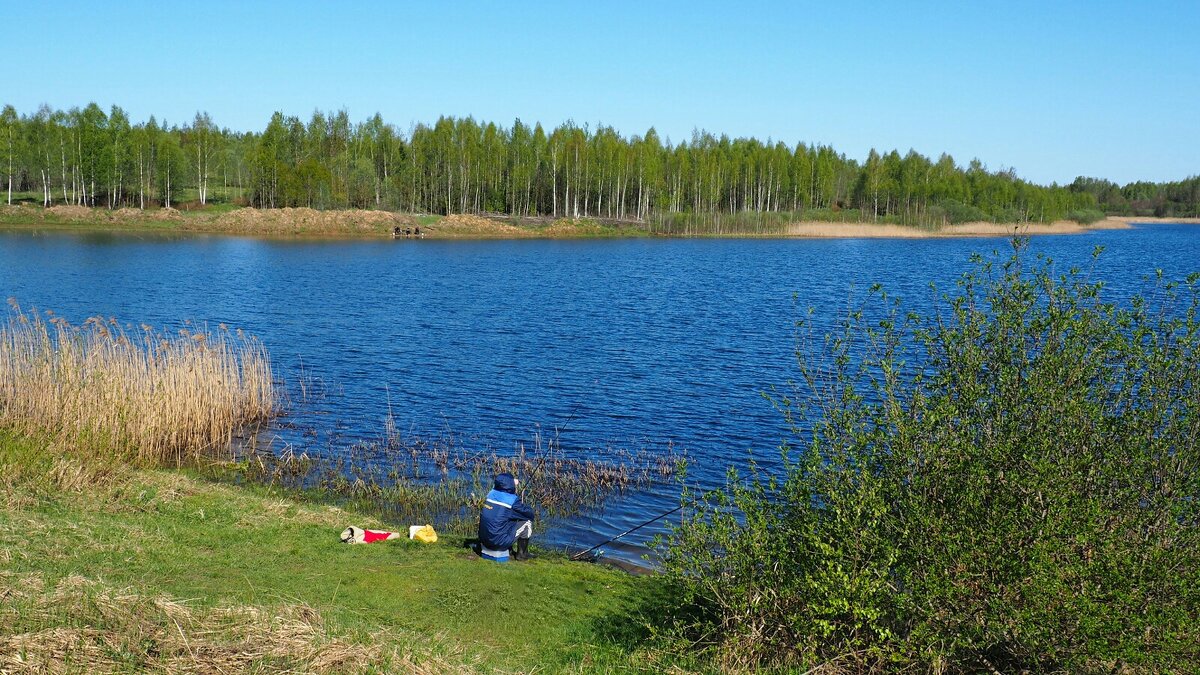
[660,242,1200,671]
[1067,208,1107,225]
[1072,175,1200,218]
[5,99,1197,225]
[19,101,1200,227]
[940,199,990,224]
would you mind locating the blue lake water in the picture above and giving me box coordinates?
[2,223,1197,562]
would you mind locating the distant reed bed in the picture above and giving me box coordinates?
[0,300,275,465]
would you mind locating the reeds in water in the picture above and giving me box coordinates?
[236,425,683,536]
[0,300,275,465]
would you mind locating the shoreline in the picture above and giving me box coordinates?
[1,205,1194,241]
[766,216,1197,239]
[1111,216,1200,224]
[779,218,1130,239]
[0,429,652,672]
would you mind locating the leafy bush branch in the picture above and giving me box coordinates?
[659,241,1200,672]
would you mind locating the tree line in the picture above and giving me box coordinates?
[1,102,1191,226]
[1068,175,1200,218]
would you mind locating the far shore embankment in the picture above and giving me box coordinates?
[1117,216,1200,224]
[781,217,1137,238]
[1,204,1192,240]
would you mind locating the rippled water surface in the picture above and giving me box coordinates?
[3,223,1197,560]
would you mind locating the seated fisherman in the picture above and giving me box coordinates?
[478,472,535,562]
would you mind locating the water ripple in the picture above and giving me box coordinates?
[2,224,1196,563]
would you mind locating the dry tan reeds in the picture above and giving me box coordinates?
[0,301,275,466]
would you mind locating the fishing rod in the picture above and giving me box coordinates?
[570,503,685,561]
[527,402,582,479]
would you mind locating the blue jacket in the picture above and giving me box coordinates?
[478,473,535,552]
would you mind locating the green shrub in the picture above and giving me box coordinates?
[941,200,990,224]
[1067,208,1108,225]
[659,241,1200,672]
[988,206,1026,223]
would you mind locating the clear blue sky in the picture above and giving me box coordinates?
[6,0,1197,185]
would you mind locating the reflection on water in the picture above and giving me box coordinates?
[2,223,1196,564]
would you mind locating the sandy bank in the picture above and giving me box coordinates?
[781,218,1132,239]
[1115,216,1200,225]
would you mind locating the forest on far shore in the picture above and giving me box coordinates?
[1,103,1197,228]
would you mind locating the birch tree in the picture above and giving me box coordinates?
[157,126,185,209]
[108,106,130,208]
[187,111,215,205]
[0,105,16,204]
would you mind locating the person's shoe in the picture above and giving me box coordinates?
[515,537,535,561]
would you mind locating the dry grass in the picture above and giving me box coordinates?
[0,573,456,673]
[45,454,128,493]
[45,205,99,221]
[0,301,275,466]
[430,213,533,238]
[210,207,414,235]
[1,205,419,236]
[111,206,184,223]
[1,205,186,225]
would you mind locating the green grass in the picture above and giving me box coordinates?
[538,218,654,239]
[0,429,678,672]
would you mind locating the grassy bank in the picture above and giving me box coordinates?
[0,430,674,673]
[0,203,1140,240]
[0,305,686,672]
